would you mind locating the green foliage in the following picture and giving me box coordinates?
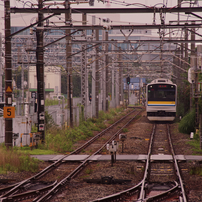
[45,111,57,131]
[190,166,202,176]
[13,89,21,98]
[44,107,126,153]
[187,131,202,154]
[19,146,56,155]
[178,109,195,134]
[31,125,37,133]
[0,145,40,173]
[85,168,93,174]
[177,84,190,118]
[19,155,39,172]
[45,99,59,106]
[122,128,128,133]
[79,105,85,123]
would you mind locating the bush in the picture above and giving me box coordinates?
[178,109,195,134]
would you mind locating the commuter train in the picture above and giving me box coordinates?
[146,78,177,121]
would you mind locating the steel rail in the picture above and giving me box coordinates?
[0,109,137,199]
[72,109,138,154]
[1,181,57,202]
[145,181,179,202]
[89,122,155,202]
[89,123,188,202]
[142,124,187,202]
[138,124,156,201]
[92,180,143,202]
[34,110,143,202]
[167,124,187,202]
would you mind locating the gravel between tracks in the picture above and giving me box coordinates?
[0,109,202,202]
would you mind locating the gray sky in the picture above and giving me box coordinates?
[0,0,202,37]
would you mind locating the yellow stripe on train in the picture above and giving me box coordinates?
[148,101,175,105]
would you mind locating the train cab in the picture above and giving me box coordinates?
[146,78,177,121]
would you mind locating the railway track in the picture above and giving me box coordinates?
[0,108,142,202]
[92,123,187,202]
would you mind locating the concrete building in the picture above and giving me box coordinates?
[29,66,61,99]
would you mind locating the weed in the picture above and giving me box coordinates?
[85,168,93,174]
[189,166,202,176]
[0,145,40,173]
[44,106,126,153]
[122,128,128,133]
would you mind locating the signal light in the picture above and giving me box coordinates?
[127,77,130,85]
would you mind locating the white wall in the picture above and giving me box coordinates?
[0,116,31,146]
[29,66,61,98]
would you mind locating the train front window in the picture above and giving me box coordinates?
[148,85,175,101]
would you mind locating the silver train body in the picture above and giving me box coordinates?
[146,78,177,121]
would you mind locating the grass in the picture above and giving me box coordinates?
[122,128,128,133]
[0,144,41,174]
[45,98,67,106]
[85,168,93,174]
[19,146,58,155]
[187,132,202,154]
[0,107,132,173]
[43,107,128,153]
[190,166,202,176]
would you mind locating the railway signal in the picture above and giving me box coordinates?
[127,76,130,85]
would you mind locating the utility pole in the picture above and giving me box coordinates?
[115,45,119,108]
[95,29,99,118]
[65,0,73,127]
[191,21,198,127]
[0,33,2,102]
[36,0,45,142]
[118,47,123,106]
[21,62,24,116]
[92,16,96,117]
[105,31,109,111]
[111,43,115,108]
[4,0,13,148]
[102,31,106,111]
[81,13,87,119]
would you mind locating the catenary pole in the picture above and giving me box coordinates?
[4,0,13,148]
[65,0,73,127]
[105,31,109,111]
[95,29,99,118]
[81,13,87,119]
[36,0,45,142]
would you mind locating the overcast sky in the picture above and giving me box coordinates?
[0,0,202,37]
